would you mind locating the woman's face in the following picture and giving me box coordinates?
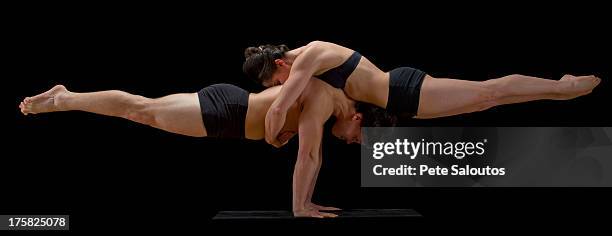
[263,59,291,87]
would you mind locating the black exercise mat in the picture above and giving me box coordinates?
[213,209,421,220]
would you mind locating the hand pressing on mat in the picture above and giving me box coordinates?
[293,208,338,218]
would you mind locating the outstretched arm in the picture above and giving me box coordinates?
[265,43,328,146]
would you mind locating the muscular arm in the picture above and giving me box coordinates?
[291,89,336,217]
[305,144,322,205]
[292,115,324,215]
[265,42,330,146]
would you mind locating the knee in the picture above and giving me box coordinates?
[125,97,158,126]
[477,85,502,104]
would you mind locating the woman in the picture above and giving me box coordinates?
[242,41,602,146]
[18,79,375,218]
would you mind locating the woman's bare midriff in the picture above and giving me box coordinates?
[344,56,390,109]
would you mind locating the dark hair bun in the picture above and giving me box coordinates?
[243,44,291,84]
[244,47,262,58]
[273,44,290,53]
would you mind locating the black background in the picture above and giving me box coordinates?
[5,1,611,234]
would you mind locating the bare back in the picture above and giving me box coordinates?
[245,86,301,140]
[292,41,390,108]
[245,78,346,141]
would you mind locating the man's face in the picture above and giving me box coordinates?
[331,113,362,144]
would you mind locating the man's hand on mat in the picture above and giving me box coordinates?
[293,208,338,218]
[307,202,341,211]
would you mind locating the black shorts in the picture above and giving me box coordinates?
[197,84,249,139]
[385,67,427,117]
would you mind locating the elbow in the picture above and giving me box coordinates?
[297,150,320,163]
[269,99,291,115]
[269,106,284,116]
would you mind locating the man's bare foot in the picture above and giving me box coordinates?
[19,85,69,115]
[557,74,601,99]
[307,202,341,211]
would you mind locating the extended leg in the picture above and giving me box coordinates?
[415,74,600,119]
[19,85,206,137]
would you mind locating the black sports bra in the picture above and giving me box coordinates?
[316,51,362,88]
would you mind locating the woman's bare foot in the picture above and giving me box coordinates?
[19,85,69,115]
[556,74,601,99]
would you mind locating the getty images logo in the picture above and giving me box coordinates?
[372,138,488,160]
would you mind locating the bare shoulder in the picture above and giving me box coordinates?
[299,79,333,108]
[256,85,282,98]
[301,79,329,97]
[306,40,331,48]
[289,41,330,55]
[299,78,322,103]
[300,41,354,72]
[306,41,352,53]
